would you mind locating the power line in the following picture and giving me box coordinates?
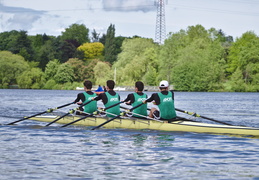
[167,3,259,17]
[2,2,258,17]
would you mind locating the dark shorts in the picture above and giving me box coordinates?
[153,110,177,122]
[153,110,161,119]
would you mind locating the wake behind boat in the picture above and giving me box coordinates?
[29,114,259,138]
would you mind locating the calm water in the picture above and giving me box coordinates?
[1,89,259,180]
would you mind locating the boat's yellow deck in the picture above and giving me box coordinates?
[29,115,259,137]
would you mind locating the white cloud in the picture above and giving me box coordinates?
[0,0,258,39]
[102,0,155,12]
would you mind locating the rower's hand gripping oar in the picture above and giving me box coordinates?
[7,102,74,125]
[61,101,124,128]
[45,100,94,126]
[175,108,233,126]
[91,102,144,130]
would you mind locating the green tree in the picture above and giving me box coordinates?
[93,61,113,85]
[37,40,57,69]
[91,29,100,42]
[30,33,50,49]
[43,79,57,89]
[77,42,104,60]
[187,24,209,42]
[58,39,79,63]
[85,59,99,82]
[30,34,57,70]
[61,23,90,44]
[113,38,157,85]
[158,30,188,82]
[227,31,259,74]
[0,30,33,61]
[224,68,246,92]
[114,36,127,57]
[66,58,88,82]
[160,25,226,91]
[226,31,259,91]
[44,59,60,80]
[17,68,45,89]
[54,63,75,84]
[0,51,29,88]
[104,24,116,64]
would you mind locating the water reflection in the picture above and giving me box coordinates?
[1,90,259,179]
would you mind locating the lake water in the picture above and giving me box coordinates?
[0,89,259,180]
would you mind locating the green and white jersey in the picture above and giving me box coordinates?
[157,91,176,119]
[105,92,120,117]
[132,93,147,117]
[83,92,97,114]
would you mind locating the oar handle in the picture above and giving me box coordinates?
[79,100,93,108]
[129,102,144,111]
[103,101,123,111]
[56,102,74,109]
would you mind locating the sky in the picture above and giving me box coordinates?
[0,0,259,41]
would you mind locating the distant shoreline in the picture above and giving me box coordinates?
[77,85,174,92]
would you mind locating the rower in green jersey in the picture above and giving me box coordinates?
[144,80,176,122]
[92,80,121,117]
[74,80,97,114]
[124,81,148,118]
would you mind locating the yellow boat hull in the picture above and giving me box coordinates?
[30,115,259,137]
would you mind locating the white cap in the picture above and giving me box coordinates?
[159,80,169,88]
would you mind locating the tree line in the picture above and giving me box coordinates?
[0,23,258,92]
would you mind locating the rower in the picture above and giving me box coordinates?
[92,80,121,118]
[124,81,148,118]
[143,80,177,122]
[74,80,97,115]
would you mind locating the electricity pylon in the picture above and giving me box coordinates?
[155,0,166,44]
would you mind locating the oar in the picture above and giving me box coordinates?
[45,100,94,126]
[61,101,124,128]
[7,102,74,125]
[91,103,144,130]
[175,108,233,126]
[121,105,190,122]
[60,113,95,128]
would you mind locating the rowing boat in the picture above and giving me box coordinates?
[29,115,259,137]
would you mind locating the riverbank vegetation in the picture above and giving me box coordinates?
[0,24,258,92]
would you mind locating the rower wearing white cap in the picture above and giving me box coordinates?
[143,80,176,122]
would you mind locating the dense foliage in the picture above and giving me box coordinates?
[0,23,258,92]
